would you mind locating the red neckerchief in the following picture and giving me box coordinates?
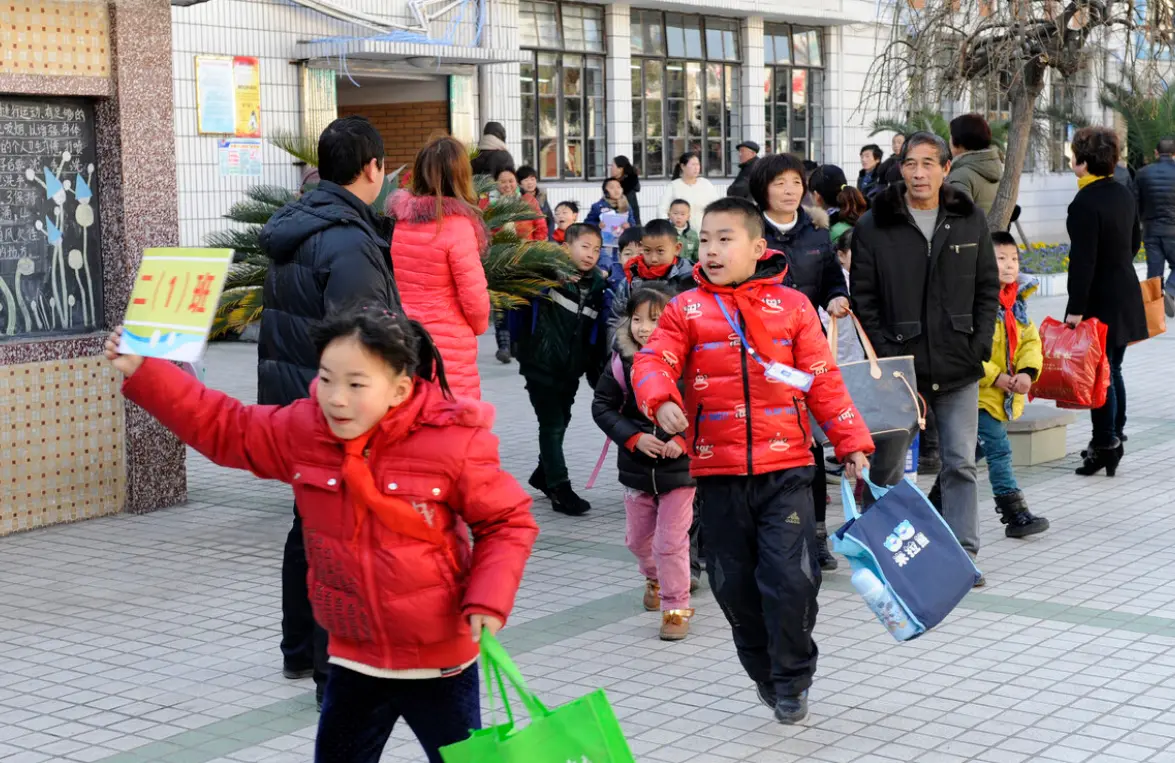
[552,227,566,244]
[627,256,675,283]
[336,385,457,570]
[999,282,1019,368]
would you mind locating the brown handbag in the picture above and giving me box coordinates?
[1140,276,1167,340]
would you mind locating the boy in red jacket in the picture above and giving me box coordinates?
[633,197,874,724]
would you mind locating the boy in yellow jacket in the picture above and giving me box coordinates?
[978,232,1049,537]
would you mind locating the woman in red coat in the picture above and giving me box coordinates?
[389,137,491,399]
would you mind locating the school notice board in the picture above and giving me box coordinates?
[118,248,233,363]
[195,55,261,137]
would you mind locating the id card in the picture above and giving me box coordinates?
[765,362,814,391]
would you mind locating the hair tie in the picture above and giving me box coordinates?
[840,184,848,190]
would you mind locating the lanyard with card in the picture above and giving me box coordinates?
[712,294,814,392]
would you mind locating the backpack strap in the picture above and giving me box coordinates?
[611,353,627,395]
[586,353,629,490]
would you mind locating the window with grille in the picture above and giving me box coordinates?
[518,1,607,180]
[762,24,825,162]
[630,11,742,178]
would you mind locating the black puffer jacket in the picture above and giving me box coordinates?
[1134,156,1175,236]
[726,157,758,200]
[850,181,1000,394]
[591,319,694,495]
[762,206,847,312]
[257,181,401,406]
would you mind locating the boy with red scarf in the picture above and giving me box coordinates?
[609,219,696,329]
[633,197,873,724]
[931,232,1049,537]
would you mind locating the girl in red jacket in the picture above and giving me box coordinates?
[390,136,491,400]
[103,306,538,763]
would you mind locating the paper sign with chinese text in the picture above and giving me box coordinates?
[118,248,233,363]
[233,57,261,137]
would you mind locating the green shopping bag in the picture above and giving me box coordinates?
[440,631,635,763]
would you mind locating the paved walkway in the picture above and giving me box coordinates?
[4,295,1175,763]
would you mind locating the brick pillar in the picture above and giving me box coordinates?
[605,4,633,163]
[96,0,185,513]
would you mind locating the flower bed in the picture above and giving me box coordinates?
[1019,243,1146,275]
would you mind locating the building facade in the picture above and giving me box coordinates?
[170,0,1097,246]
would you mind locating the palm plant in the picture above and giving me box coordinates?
[1100,75,1175,170]
[870,108,1010,149]
[210,137,570,337]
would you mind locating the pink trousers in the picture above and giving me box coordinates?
[624,486,696,610]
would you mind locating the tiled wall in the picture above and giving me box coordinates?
[0,0,110,77]
[0,356,125,536]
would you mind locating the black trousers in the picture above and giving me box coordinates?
[525,377,579,487]
[281,503,329,686]
[698,467,820,697]
[316,664,480,763]
[811,443,827,525]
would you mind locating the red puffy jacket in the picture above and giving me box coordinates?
[633,255,874,477]
[122,359,538,671]
[389,191,491,400]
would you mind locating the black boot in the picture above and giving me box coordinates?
[528,463,551,499]
[550,482,591,516]
[1076,439,1123,477]
[815,523,838,571]
[994,491,1049,538]
[927,477,943,515]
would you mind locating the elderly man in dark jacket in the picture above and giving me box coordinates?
[258,115,400,705]
[726,141,760,200]
[1134,137,1175,315]
[851,131,1000,581]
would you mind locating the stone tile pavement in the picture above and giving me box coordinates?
[4,294,1175,762]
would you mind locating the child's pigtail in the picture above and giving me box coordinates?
[408,318,453,400]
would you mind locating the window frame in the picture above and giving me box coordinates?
[762,23,825,162]
[630,11,743,179]
[518,0,608,181]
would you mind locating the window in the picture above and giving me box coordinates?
[763,24,824,161]
[1048,71,1088,172]
[519,1,606,180]
[630,12,742,177]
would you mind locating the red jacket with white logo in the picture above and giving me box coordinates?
[632,254,874,477]
[122,359,537,672]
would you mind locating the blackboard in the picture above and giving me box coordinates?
[0,96,102,339]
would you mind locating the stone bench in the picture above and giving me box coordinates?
[1006,404,1078,466]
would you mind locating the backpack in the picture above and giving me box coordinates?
[585,354,627,489]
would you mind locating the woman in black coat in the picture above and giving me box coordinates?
[612,156,642,225]
[1065,127,1148,476]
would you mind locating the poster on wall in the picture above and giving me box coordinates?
[218,138,262,177]
[448,74,475,146]
[195,55,262,137]
[0,96,103,339]
[118,248,233,363]
[233,57,261,138]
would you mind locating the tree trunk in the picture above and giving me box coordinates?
[988,71,1046,233]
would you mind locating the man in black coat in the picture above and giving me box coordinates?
[726,141,760,200]
[851,131,1000,578]
[258,115,401,702]
[470,121,515,178]
[1134,137,1175,316]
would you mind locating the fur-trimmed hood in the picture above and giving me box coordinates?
[804,205,830,230]
[387,190,490,253]
[868,181,976,229]
[614,317,641,360]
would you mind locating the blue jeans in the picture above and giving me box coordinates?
[977,410,1018,497]
[1090,344,1128,447]
[1144,235,1175,291]
[316,664,480,763]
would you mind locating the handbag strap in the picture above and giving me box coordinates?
[841,468,891,522]
[479,630,550,720]
[828,310,883,380]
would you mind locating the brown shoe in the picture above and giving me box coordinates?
[642,580,661,611]
[659,609,694,641]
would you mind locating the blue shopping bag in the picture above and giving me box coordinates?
[832,471,981,639]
